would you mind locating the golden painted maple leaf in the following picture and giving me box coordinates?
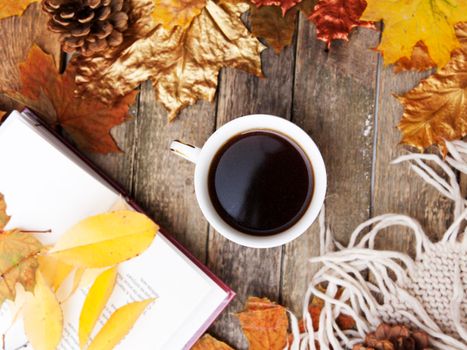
[151,0,207,29]
[0,0,37,19]
[74,0,264,120]
[361,0,467,68]
[398,23,467,153]
[0,194,43,304]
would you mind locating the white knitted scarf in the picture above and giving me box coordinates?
[289,140,467,350]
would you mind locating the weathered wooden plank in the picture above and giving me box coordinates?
[0,3,61,111]
[131,81,217,262]
[281,17,380,315]
[85,103,139,192]
[372,68,453,251]
[207,44,296,348]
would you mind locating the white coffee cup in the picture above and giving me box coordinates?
[170,114,326,248]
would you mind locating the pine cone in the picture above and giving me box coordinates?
[42,0,129,57]
[352,323,432,350]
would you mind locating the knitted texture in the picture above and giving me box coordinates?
[288,141,467,350]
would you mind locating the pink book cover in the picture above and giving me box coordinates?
[0,109,235,350]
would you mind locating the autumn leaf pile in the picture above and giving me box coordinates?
[0,194,158,350]
[193,293,356,350]
[0,0,467,152]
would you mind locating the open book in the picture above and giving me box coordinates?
[0,110,234,350]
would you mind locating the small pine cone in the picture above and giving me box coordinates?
[352,323,432,350]
[42,0,129,57]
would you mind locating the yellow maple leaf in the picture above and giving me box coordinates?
[361,0,467,67]
[23,271,63,350]
[49,210,158,268]
[87,299,155,350]
[398,23,467,153]
[0,0,37,19]
[79,267,118,349]
[152,0,207,29]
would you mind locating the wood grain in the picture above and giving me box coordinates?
[131,81,216,262]
[372,67,453,253]
[0,3,60,111]
[207,45,296,349]
[281,18,380,315]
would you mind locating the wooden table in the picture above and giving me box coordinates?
[1,5,452,349]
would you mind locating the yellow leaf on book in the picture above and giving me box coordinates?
[38,254,73,293]
[23,271,63,350]
[49,211,158,268]
[87,299,155,350]
[0,0,37,19]
[79,267,118,349]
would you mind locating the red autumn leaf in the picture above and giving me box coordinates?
[309,0,375,47]
[236,297,289,350]
[250,0,302,16]
[7,45,137,153]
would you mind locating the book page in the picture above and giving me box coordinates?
[0,112,229,350]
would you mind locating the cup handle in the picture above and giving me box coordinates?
[170,140,201,164]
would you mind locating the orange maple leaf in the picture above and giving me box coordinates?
[192,334,234,350]
[8,46,137,153]
[236,297,289,350]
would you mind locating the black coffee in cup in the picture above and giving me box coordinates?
[208,130,314,236]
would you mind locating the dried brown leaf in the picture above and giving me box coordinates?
[74,0,264,120]
[250,5,297,53]
[192,334,234,349]
[0,3,60,94]
[0,194,43,304]
[398,23,467,154]
[7,46,137,153]
[236,297,289,350]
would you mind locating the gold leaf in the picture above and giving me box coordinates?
[87,299,155,350]
[73,0,265,120]
[250,5,297,54]
[49,211,158,268]
[151,0,207,29]
[398,23,467,153]
[79,267,118,349]
[23,271,63,350]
